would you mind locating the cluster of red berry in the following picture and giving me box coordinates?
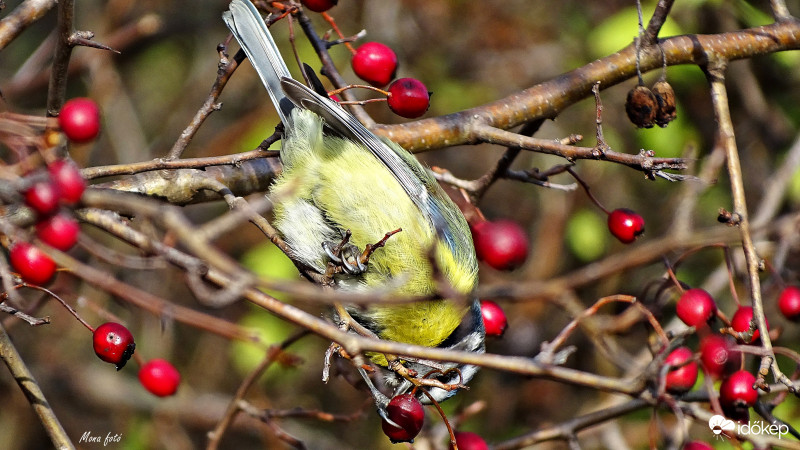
[351,42,432,118]
[299,1,430,118]
[12,159,85,284]
[9,98,98,284]
[665,285,800,423]
[8,98,182,399]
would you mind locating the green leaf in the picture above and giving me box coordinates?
[566,208,608,262]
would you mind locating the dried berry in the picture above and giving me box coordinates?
[653,80,677,127]
[625,85,658,128]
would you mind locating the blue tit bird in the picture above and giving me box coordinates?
[223,0,484,407]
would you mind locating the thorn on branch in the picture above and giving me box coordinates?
[68,31,121,54]
[324,29,366,49]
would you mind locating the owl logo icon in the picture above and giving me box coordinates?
[708,414,735,437]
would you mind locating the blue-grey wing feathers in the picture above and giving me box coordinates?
[223,0,466,257]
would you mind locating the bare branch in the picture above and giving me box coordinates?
[373,21,800,152]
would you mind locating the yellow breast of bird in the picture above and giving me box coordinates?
[270,109,467,349]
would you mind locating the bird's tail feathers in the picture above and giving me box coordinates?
[223,0,294,125]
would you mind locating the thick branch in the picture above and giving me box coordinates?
[89,157,280,205]
[373,20,800,152]
[45,0,75,117]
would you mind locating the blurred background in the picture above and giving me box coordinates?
[1,0,800,448]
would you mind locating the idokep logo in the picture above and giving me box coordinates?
[708,415,735,436]
[708,414,789,439]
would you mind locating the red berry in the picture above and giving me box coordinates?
[676,288,717,327]
[301,0,337,12]
[607,208,645,243]
[719,370,758,409]
[730,306,768,343]
[59,98,100,143]
[48,160,86,204]
[454,431,489,450]
[24,181,59,216]
[683,441,714,450]
[92,322,136,370]
[480,300,507,337]
[664,347,698,394]
[778,286,800,321]
[9,242,56,285]
[351,42,397,87]
[471,220,529,271]
[700,334,741,379]
[36,213,80,251]
[139,359,181,397]
[387,78,431,118]
[381,393,424,443]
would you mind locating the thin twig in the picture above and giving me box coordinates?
[207,330,309,450]
[165,45,246,160]
[705,60,796,394]
[0,302,49,325]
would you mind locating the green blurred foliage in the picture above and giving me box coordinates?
[587,3,684,60]
[565,208,609,262]
[229,306,294,377]
[791,167,800,204]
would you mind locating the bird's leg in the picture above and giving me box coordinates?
[322,229,366,274]
[322,228,402,275]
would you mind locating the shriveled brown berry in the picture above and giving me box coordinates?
[625,85,658,128]
[653,80,677,127]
